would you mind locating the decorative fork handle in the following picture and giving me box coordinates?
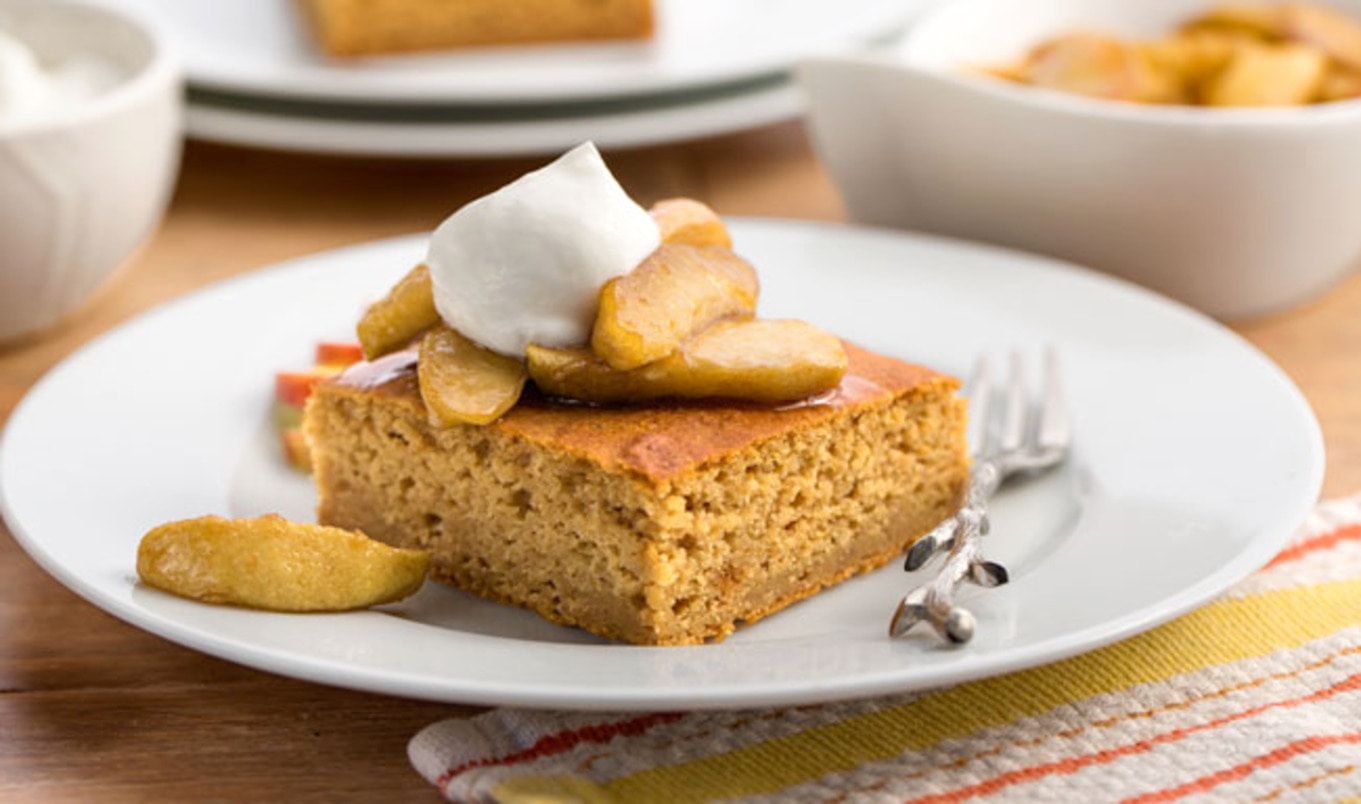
[889,462,1010,643]
[905,460,1006,572]
[892,348,1067,643]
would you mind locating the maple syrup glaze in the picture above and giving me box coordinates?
[773,374,886,410]
[335,350,418,393]
[335,348,888,413]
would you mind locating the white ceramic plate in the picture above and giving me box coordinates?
[184,80,802,158]
[0,220,1323,710]
[112,0,916,104]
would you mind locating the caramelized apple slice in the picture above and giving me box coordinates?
[1318,67,1361,101]
[1204,43,1326,106]
[676,319,848,401]
[357,264,440,360]
[1141,31,1243,100]
[531,319,846,404]
[1280,2,1361,71]
[592,243,759,371]
[527,344,656,402]
[1023,33,1175,102]
[1182,4,1285,39]
[137,514,429,611]
[418,325,527,426]
[279,428,312,473]
[984,61,1031,84]
[650,198,733,249]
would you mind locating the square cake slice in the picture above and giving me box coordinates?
[304,342,968,645]
[297,0,655,57]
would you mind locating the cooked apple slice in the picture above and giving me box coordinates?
[1318,66,1361,101]
[1141,31,1243,100]
[279,429,312,472]
[673,319,848,401]
[528,344,665,402]
[418,325,528,426]
[531,319,846,404]
[1182,4,1285,40]
[275,371,328,410]
[273,341,363,473]
[1023,33,1178,103]
[650,198,732,249]
[1280,2,1361,71]
[1204,42,1326,106]
[137,514,429,611]
[357,264,440,360]
[592,243,759,371]
[315,341,365,367]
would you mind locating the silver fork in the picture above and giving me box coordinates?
[889,348,1071,643]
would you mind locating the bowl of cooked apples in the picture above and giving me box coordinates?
[798,0,1361,319]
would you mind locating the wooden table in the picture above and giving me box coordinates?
[3,124,1359,800]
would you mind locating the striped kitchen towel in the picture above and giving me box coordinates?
[409,495,1361,803]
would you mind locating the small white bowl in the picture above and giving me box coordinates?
[0,0,181,342]
[798,0,1361,319]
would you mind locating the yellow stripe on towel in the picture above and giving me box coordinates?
[494,579,1361,804]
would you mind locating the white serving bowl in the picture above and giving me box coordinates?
[0,0,180,342]
[798,0,1361,319]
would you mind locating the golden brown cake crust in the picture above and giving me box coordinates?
[326,342,953,483]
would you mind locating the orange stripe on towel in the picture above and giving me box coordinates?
[902,673,1361,804]
[1267,524,1361,569]
[1123,734,1361,803]
[437,712,684,792]
[595,580,1361,804]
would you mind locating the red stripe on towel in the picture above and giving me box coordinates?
[437,712,685,792]
[1123,733,1361,803]
[1267,524,1361,569]
[902,673,1361,804]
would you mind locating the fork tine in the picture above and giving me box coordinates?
[964,355,992,459]
[998,351,1027,453]
[1036,346,1070,449]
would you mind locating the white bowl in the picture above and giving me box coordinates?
[0,0,181,342]
[797,0,1361,319]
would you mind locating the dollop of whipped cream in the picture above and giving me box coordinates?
[426,142,661,357]
[0,29,125,127]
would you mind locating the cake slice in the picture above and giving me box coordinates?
[305,343,967,645]
[297,0,655,57]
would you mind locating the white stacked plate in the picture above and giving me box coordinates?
[110,0,924,157]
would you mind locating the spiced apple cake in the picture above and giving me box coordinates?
[304,343,967,645]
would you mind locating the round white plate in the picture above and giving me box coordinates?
[114,0,917,105]
[185,80,802,158]
[0,220,1323,710]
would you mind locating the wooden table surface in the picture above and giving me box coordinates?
[3,124,1360,800]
